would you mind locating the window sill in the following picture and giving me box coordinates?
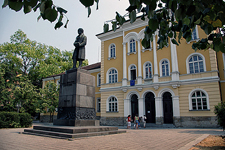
[189,109,210,111]
[106,111,119,113]
[127,52,136,55]
[108,57,116,60]
[187,38,200,44]
[142,48,152,52]
[144,78,153,81]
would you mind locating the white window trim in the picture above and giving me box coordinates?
[108,43,116,60]
[128,38,136,54]
[143,61,153,79]
[106,67,118,83]
[106,95,118,112]
[128,64,137,80]
[96,97,101,112]
[159,58,170,77]
[97,73,101,87]
[186,53,206,74]
[188,88,210,111]
[188,25,200,43]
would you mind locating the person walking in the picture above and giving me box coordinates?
[142,115,147,128]
[134,114,140,129]
[127,115,132,129]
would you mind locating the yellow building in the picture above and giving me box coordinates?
[96,17,225,127]
[42,18,224,127]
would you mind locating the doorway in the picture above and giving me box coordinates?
[163,92,173,124]
[145,92,155,123]
[131,94,138,120]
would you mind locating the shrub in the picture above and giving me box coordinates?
[0,112,32,128]
[19,113,32,127]
[214,102,225,130]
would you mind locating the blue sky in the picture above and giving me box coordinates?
[0,0,129,64]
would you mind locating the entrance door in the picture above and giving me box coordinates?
[131,94,138,120]
[145,92,155,123]
[163,92,173,124]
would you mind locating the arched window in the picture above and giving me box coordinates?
[189,90,209,110]
[108,69,118,83]
[109,44,116,58]
[129,65,137,80]
[160,59,169,77]
[188,55,204,74]
[108,96,118,112]
[129,39,136,53]
[144,62,152,79]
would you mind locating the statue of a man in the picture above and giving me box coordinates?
[72,28,87,68]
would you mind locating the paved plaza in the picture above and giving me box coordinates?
[0,124,224,150]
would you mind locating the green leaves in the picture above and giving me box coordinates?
[8,1,23,12]
[79,0,94,7]
[45,8,58,22]
[129,10,136,23]
[104,23,109,33]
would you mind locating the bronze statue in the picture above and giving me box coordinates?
[72,28,87,68]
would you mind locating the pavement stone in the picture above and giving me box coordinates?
[0,123,224,150]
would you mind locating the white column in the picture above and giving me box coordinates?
[155,97,163,118]
[138,98,144,117]
[122,42,127,86]
[124,99,130,117]
[172,96,180,117]
[170,38,179,81]
[137,39,142,85]
[153,35,159,82]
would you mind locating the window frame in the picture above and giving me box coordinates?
[143,61,153,79]
[108,43,116,60]
[128,64,137,81]
[106,68,118,84]
[186,53,206,74]
[189,89,210,111]
[159,59,170,77]
[97,73,101,87]
[96,98,101,112]
[107,96,118,112]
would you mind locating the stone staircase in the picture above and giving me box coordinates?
[23,125,126,139]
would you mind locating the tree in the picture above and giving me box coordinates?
[0,30,79,88]
[12,75,42,115]
[36,82,59,122]
[214,102,225,130]
[3,0,225,53]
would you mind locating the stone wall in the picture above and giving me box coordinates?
[174,116,218,128]
[100,117,126,126]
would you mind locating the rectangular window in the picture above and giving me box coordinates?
[97,98,101,112]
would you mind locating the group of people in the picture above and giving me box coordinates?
[126,114,147,129]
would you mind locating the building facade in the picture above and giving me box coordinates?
[42,18,225,127]
[96,18,225,127]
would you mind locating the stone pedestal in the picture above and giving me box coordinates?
[53,68,99,126]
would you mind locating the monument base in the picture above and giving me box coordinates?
[53,119,99,126]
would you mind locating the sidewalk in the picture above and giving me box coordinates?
[0,123,224,150]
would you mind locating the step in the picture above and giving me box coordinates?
[23,129,126,139]
[32,125,119,134]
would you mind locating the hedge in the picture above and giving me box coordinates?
[0,112,32,128]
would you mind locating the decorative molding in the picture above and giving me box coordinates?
[172,84,180,89]
[127,51,136,55]
[107,56,116,60]
[137,87,142,91]
[141,48,152,52]
[154,85,159,90]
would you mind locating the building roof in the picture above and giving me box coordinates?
[43,62,101,79]
[81,62,101,70]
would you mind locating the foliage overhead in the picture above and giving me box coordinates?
[3,0,225,53]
